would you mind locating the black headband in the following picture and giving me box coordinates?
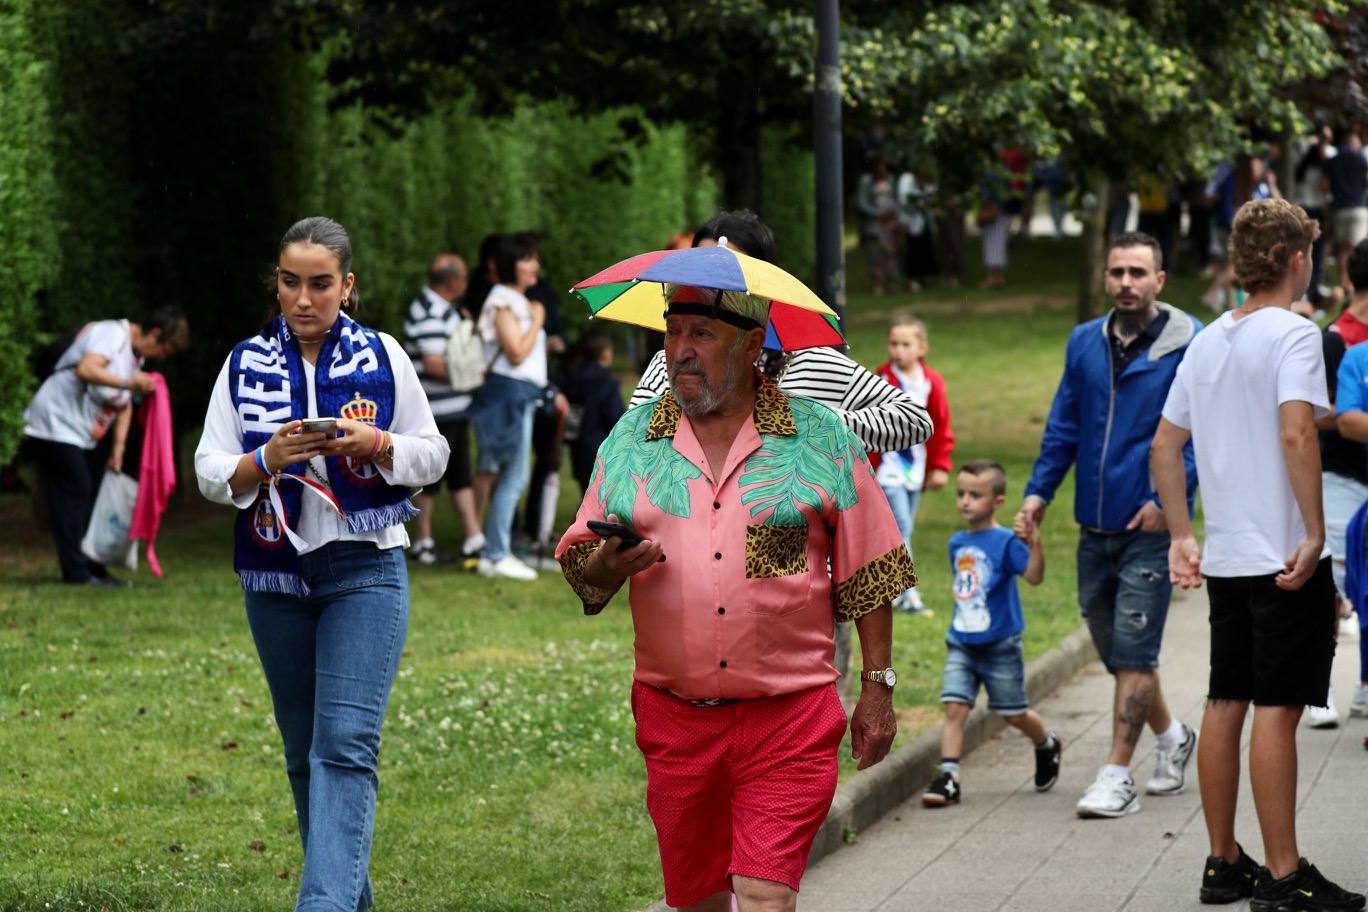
[662,301,763,331]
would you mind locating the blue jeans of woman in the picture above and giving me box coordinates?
[244,542,409,912]
[881,483,921,598]
[481,400,535,562]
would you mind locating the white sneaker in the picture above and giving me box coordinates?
[1146,723,1197,795]
[1307,689,1340,728]
[1349,683,1368,718]
[478,555,537,581]
[1339,611,1358,641]
[1076,768,1140,818]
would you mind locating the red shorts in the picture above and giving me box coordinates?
[631,681,848,907]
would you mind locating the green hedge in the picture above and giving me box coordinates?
[0,0,59,462]
[300,91,723,338]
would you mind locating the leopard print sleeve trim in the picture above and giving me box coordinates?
[834,545,918,622]
[558,540,621,615]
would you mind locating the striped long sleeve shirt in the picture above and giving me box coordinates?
[629,346,933,452]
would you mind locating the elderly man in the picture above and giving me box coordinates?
[557,287,915,912]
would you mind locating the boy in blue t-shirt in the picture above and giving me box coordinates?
[922,459,1061,807]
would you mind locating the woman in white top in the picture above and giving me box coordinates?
[469,234,547,580]
[194,217,447,912]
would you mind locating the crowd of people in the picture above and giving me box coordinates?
[14,184,1368,912]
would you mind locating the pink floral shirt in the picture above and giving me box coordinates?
[556,375,916,700]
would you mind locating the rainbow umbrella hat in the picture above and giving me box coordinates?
[571,243,844,351]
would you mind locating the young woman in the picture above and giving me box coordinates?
[194,217,448,912]
[469,233,547,580]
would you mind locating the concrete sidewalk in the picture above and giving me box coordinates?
[798,592,1368,911]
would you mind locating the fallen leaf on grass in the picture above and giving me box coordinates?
[276,869,291,879]
[250,840,266,852]
[59,710,74,720]
[221,742,238,751]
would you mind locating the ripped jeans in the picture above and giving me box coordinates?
[1077,528,1173,673]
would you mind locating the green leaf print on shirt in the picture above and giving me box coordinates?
[590,401,701,524]
[739,397,864,525]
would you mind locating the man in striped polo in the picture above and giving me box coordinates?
[402,254,485,565]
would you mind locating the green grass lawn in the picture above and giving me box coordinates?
[0,236,1205,910]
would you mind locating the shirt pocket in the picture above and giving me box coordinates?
[745,524,810,579]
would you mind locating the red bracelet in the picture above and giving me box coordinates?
[367,427,385,461]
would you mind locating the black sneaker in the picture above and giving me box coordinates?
[921,771,961,807]
[1250,858,1366,912]
[1200,843,1261,904]
[1034,731,1062,792]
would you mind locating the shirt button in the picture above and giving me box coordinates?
[719,660,728,668]
[714,552,722,560]
[713,502,721,510]
[717,607,726,615]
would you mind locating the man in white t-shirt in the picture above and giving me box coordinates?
[1153,199,1363,911]
[23,310,188,585]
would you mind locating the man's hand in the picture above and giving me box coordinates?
[1015,495,1048,538]
[126,371,157,395]
[850,683,897,770]
[1168,534,1203,589]
[583,514,664,589]
[1126,501,1167,532]
[107,444,125,474]
[924,469,950,492]
[1276,538,1324,591]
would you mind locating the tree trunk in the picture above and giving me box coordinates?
[715,66,763,212]
[1076,169,1109,323]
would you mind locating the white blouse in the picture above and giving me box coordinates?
[194,331,449,555]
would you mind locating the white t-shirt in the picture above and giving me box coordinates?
[875,363,930,491]
[23,319,136,448]
[193,332,450,556]
[477,284,547,387]
[1161,307,1330,577]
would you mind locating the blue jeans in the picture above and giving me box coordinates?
[881,484,921,596]
[1076,528,1172,673]
[244,542,409,912]
[482,401,534,562]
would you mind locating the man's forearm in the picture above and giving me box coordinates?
[1337,410,1368,442]
[1283,411,1325,540]
[1151,426,1192,538]
[851,603,893,670]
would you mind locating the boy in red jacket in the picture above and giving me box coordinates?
[874,314,955,612]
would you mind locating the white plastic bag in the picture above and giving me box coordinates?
[81,471,139,571]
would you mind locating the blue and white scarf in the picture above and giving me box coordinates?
[229,313,417,596]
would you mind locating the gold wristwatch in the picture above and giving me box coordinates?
[860,667,897,688]
[380,433,395,463]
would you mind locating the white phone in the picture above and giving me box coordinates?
[300,417,338,434]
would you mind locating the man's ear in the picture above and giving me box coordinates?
[744,326,767,362]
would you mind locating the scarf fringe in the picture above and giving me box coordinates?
[238,570,309,598]
[344,500,419,535]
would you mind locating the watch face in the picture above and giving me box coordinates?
[885,668,897,687]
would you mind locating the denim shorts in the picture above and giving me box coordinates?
[940,634,1028,714]
[1077,528,1172,673]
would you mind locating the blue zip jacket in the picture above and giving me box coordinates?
[1025,302,1201,531]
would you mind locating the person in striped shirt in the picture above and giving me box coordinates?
[401,254,485,565]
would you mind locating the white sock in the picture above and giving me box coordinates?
[1102,763,1131,781]
[412,537,434,550]
[940,760,961,778]
[462,533,486,553]
[1155,719,1186,751]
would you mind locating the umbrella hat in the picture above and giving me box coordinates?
[571,244,841,351]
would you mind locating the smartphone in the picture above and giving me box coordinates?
[587,519,643,549]
[300,417,338,434]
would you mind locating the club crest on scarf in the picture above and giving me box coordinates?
[228,313,417,596]
[338,392,383,484]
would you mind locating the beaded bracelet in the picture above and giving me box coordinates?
[252,445,272,478]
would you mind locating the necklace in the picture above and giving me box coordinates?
[306,459,331,490]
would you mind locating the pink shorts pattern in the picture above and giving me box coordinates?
[631,681,848,907]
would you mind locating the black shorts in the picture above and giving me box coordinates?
[423,419,472,495]
[1206,558,1336,707]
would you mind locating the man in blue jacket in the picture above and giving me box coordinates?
[1016,232,1202,819]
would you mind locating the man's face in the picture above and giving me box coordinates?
[665,313,750,417]
[1104,245,1165,316]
